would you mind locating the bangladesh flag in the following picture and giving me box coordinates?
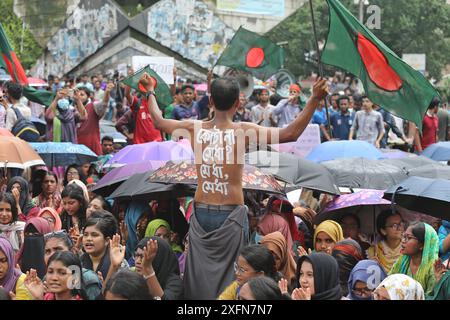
[0,22,28,85]
[0,22,55,106]
[215,27,285,81]
[321,0,438,129]
[121,65,173,107]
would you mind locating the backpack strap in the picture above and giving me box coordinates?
[12,106,25,120]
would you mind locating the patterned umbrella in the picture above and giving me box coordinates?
[147,161,285,194]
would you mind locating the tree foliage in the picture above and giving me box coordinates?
[266,0,450,81]
[0,0,43,71]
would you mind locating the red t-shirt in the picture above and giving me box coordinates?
[421,113,438,150]
[77,103,102,155]
[131,97,162,144]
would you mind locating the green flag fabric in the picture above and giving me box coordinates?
[23,86,55,107]
[215,27,285,81]
[321,0,438,129]
[121,65,173,107]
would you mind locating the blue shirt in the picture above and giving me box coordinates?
[312,108,327,126]
[173,102,199,120]
[330,112,354,140]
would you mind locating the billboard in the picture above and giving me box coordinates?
[217,0,285,17]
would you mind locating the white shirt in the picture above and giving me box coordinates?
[5,103,32,131]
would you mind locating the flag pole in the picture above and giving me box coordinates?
[309,0,333,139]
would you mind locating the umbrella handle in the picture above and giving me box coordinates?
[390,186,407,214]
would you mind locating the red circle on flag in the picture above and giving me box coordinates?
[357,33,402,91]
[246,47,265,68]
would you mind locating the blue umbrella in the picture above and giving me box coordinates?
[29,142,98,168]
[306,140,384,163]
[384,176,450,220]
[422,142,450,161]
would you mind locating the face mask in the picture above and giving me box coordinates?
[254,231,263,244]
[57,98,70,111]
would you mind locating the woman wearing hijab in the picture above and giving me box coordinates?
[0,192,25,252]
[347,260,387,300]
[332,238,364,296]
[313,220,344,255]
[292,252,342,300]
[145,218,183,254]
[260,231,297,287]
[0,236,32,300]
[268,197,304,247]
[37,207,62,231]
[374,274,424,300]
[390,221,439,295]
[257,213,294,256]
[133,237,183,300]
[6,176,39,221]
[16,217,52,279]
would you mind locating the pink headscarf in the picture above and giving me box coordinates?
[38,207,62,231]
[258,213,294,255]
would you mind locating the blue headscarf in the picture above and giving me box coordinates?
[347,260,387,300]
[124,200,149,260]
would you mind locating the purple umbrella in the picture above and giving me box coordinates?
[313,189,391,237]
[93,160,166,196]
[104,141,193,168]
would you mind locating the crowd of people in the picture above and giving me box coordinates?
[0,65,449,301]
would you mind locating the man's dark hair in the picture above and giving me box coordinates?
[6,82,23,100]
[361,95,369,100]
[103,270,151,300]
[181,84,195,93]
[337,95,350,106]
[175,88,182,95]
[102,136,114,144]
[428,97,440,110]
[210,77,240,111]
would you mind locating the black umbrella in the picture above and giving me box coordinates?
[322,157,408,190]
[383,176,450,220]
[381,156,438,171]
[109,171,195,201]
[245,150,340,195]
[407,163,450,180]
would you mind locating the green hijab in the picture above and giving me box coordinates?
[144,219,183,254]
[426,271,450,300]
[390,223,439,294]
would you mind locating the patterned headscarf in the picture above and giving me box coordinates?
[332,239,364,296]
[376,274,424,300]
[390,222,439,294]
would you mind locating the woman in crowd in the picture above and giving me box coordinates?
[63,165,85,187]
[60,183,88,232]
[313,220,344,255]
[367,210,404,274]
[0,192,25,252]
[427,258,450,300]
[80,213,127,280]
[374,274,424,300]
[219,245,278,300]
[0,237,32,300]
[6,176,38,221]
[290,252,342,300]
[239,276,290,300]
[37,207,62,232]
[32,172,62,213]
[347,260,387,300]
[133,236,183,300]
[260,231,297,287]
[268,197,304,248]
[339,213,371,255]
[67,179,90,203]
[103,269,152,300]
[24,251,88,300]
[257,212,295,255]
[86,195,112,219]
[145,218,183,254]
[390,221,439,295]
[331,238,364,296]
[43,231,102,300]
[17,217,52,279]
